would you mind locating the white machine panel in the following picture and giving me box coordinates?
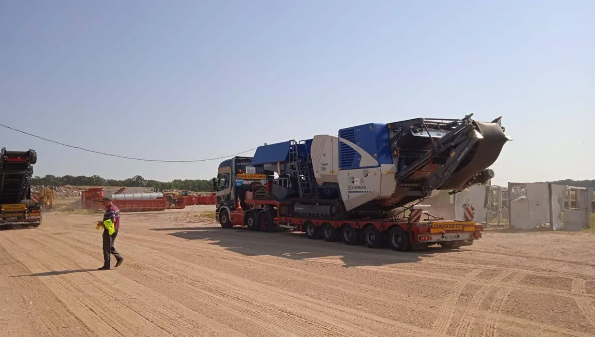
[337,168,382,211]
[311,135,339,184]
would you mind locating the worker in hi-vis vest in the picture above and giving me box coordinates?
[97,196,124,270]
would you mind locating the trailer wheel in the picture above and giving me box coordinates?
[388,226,410,252]
[363,226,383,248]
[219,209,233,228]
[258,212,273,232]
[322,223,340,242]
[305,221,319,239]
[245,211,260,231]
[342,224,360,245]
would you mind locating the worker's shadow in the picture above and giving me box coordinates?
[12,269,96,277]
[152,226,463,268]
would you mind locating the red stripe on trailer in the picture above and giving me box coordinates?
[409,209,422,223]
[30,194,39,203]
[464,207,474,221]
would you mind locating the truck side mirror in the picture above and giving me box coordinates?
[212,178,218,191]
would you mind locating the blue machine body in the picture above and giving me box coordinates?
[337,123,392,170]
[251,141,293,166]
[250,123,392,171]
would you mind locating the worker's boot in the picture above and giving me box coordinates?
[98,266,110,270]
[115,257,124,268]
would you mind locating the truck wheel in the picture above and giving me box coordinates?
[363,226,383,248]
[342,224,360,245]
[305,221,319,239]
[219,209,233,228]
[322,223,340,242]
[388,226,410,252]
[258,212,273,232]
[245,211,259,231]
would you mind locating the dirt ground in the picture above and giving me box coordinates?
[2,205,595,337]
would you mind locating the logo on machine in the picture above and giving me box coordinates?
[348,185,370,194]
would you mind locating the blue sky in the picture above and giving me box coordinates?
[0,0,593,186]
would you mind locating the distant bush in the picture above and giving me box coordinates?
[31,174,215,192]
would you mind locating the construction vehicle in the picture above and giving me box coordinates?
[36,187,55,209]
[163,190,189,208]
[213,114,511,251]
[0,148,42,227]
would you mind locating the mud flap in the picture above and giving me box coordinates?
[440,121,510,190]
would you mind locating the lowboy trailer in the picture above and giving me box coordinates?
[214,114,509,251]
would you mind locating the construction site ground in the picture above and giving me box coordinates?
[2,199,595,337]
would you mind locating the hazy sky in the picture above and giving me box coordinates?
[1,0,593,186]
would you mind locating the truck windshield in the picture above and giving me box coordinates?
[217,173,230,190]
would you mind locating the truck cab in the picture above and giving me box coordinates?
[214,156,269,227]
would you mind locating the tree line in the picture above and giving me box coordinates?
[547,179,595,189]
[31,174,215,192]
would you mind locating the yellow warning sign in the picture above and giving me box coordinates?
[236,173,267,180]
[1,203,27,211]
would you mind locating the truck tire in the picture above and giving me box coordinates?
[363,226,383,248]
[219,209,233,228]
[304,221,319,239]
[322,223,340,242]
[342,224,360,245]
[258,212,273,232]
[388,226,410,252]
[245,211,259,231]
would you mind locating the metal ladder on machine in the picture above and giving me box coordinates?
[288,140,314,198]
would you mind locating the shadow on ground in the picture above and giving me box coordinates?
[152,226,466,268]
[12,269,97,277]
[0,225,40,231]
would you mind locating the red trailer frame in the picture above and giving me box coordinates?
[219,194,483,252]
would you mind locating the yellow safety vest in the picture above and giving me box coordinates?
[103,219,116,235]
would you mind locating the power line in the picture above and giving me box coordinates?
[0,123,256,162]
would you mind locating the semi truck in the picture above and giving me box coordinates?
[213,114,511,251]
[0,148,42,228]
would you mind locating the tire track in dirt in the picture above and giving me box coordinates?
[35,222,595,337]
[86,227,594,302]
[53,230,437,337]
[481,272,526,337]
[41,232,338,337]
[121,227,593,298]
[64,226,588,336]
[3,234,174,337]
[26,231,266,336]
[1,235,126,337]
[453,270,513,337]
[0,243,95,337]
[431,268,484,335]
[56,227,595,337]
[367,264,595,301]
[572,278,595,331]
[56,222,587,284]
[4,232,241,336]
[126,229,595,337]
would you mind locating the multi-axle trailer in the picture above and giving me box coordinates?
[214,114,509,251]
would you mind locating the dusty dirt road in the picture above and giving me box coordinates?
[2,206,595,337]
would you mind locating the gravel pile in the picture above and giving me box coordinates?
[32,185,83,197]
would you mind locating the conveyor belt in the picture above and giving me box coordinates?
[439,121,509,190]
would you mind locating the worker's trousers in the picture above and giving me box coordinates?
[103,228,122,267]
